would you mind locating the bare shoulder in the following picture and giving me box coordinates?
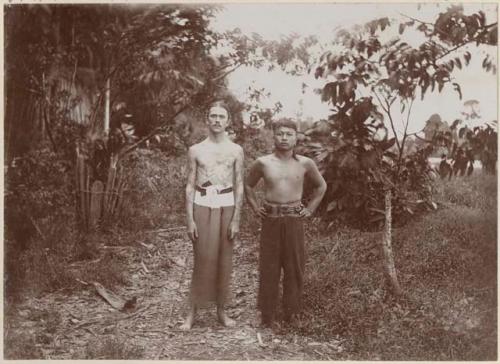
[228,141,244,156]
[256,154,273,166]
[296,154,315,166]
[189,139,209,155]
[188,143,201,158]
[247,155,269,172]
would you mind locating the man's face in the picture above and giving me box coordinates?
[206,106,229,134]
[273,126,297,151]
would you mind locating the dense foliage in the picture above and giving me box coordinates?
[5,4,497,231]
[298,5,497,226]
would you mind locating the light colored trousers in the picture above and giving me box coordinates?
[189,203,235,306]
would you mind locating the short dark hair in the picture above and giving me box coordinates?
[272,118,298,133]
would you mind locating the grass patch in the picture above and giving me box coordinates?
[397,206,496,288]
[6,216,131,303]
[84,337,144,359]
[4,331,42,359]
[292,174,497,360]
[434,173,497,211]
[4,306,63,359]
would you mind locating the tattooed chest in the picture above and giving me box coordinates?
[197,155,235,185]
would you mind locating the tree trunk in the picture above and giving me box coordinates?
[104,77,111,135]
[382,189,403,296]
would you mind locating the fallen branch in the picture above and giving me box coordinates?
[101,245,133,250]
[154,226,186,232]
[257,332,265,347]
[75,278,89,286]
[155,347,166,360]
[63,318,101,335]
[69,256,104,267]
[312,349,326,358]
[183,341,205,345]
[62,302,152,337]
[141,261,150,273]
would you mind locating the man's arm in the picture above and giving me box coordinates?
[185,147,198,241]
[301,157,327,216]
[244,159,266,218]
[228,146,244,240]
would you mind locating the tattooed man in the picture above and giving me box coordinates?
[245,118,326,326]
[180,100,244,330]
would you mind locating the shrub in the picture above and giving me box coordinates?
[117,148,186,231]
[5,211,129,300]
[71,248,130,289]
[5,146,76,300]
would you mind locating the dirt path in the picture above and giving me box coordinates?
[5,228,345,360]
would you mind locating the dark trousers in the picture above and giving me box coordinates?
[258,216,305,321]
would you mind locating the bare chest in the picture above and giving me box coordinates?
[262,161,305,185]
[197,150,235,170]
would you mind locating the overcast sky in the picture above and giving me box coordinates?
[210,3,498,135]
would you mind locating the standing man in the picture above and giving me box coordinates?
[245,118,327,326]
[181,100,244,330]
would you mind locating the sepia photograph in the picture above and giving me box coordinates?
[4,1,498,360]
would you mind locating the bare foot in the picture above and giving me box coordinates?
[217,310,236,327]
[180,313,195,331]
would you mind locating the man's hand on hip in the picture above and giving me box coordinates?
[253,206,267,219]
[299,206,313,218]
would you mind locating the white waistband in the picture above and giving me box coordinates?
[194,189,234,208]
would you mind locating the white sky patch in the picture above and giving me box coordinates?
[210,3,498,135]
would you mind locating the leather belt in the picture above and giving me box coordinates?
[196,185,233,197]
[263,202,304,217]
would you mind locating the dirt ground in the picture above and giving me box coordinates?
[5,228,346,360]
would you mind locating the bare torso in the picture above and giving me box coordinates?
[192,138,241,187]
[259,154,308,203]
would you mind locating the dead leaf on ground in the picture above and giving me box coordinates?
[92,282,136,311]
[257,332,266,347]
[236,289,246,298]
[140,242,154,250]
[172,257,186,267]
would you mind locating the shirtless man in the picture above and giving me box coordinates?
[180,100,244,330]
[245,118,327,326]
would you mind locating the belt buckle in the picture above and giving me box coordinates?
[205,186,219,207]
[205,185,217,198]
[281,206,290,216]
